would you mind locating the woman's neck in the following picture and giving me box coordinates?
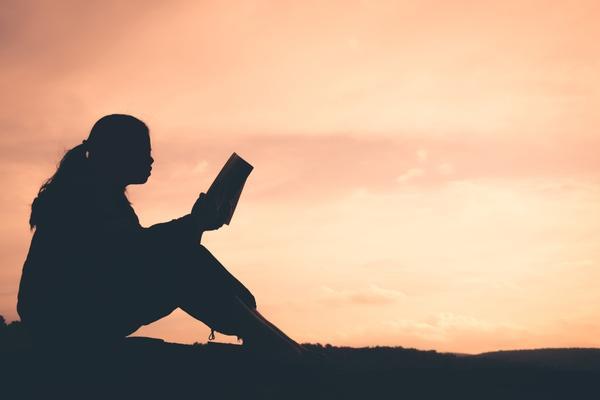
[88,165,126,193]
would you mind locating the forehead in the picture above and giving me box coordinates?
[122,130,151,150]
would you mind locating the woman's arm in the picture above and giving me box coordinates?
[98,193,222,255]
[140,194,222,248]
[143,213,204,246]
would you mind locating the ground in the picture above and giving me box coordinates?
[1,331,599,399]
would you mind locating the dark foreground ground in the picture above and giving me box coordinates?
[1,330,600,399]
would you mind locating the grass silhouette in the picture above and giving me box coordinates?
[1,315,599,399]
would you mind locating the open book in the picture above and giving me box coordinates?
[206,152,254,225]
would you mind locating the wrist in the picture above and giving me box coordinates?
[189,212,206,231]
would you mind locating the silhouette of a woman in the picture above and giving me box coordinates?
[17,114,301,355]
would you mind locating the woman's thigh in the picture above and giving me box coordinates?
[176,244,256,309]
[119,243,256,334]
[111,250,180,334]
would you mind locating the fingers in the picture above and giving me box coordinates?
[192,191,225,231]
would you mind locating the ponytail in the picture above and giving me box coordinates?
[29,142,90,230]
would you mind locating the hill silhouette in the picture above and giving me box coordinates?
[1,316,599,399]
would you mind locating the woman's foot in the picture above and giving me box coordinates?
[233,298,304,360]
[252,309,306,353]
[241,320,304,359]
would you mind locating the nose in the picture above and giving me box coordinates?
[149,156,154,165]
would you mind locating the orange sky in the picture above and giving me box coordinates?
[1,0,599,353]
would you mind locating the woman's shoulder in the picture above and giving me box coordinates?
[38,184,139,229]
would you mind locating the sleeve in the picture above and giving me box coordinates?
[96,208,203,268]
[142,213,203,249]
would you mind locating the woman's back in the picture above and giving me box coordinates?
[17,181,142,343]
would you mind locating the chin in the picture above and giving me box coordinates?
[130,175,150,185]
[126,168,152,185]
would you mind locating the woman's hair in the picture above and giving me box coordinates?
[29,114,148,231]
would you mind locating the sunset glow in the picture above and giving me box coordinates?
[1,0,599,353]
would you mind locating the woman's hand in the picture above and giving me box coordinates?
[191,192,224,232]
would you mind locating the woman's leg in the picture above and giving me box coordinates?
[171,244,303,355]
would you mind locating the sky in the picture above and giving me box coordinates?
[1,0,599,353]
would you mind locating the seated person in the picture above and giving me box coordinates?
[17,114,302,356]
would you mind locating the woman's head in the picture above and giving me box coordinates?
[29,114,154,230]
[85,114,154,186]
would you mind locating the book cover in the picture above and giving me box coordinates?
[206,152,253,225]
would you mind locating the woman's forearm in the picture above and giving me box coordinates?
[143,213,204,245]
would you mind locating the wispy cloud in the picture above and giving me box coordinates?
[319,284,406,306]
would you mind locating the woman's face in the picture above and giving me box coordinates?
[91,130,154,187]
[122,132,154,185]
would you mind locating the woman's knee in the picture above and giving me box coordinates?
[170,243,210,273]
[180,243,212,263]
[196,244,217,261]
[179,243,257,309]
